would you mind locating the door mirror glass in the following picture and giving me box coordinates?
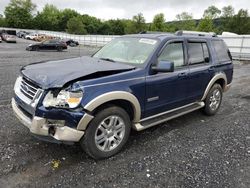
[152,61,174,73]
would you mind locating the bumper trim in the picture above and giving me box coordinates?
[12,98,84,142]
[224,83,232,92]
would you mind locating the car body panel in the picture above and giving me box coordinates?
[21,56,135,89]
[12,33,234,144]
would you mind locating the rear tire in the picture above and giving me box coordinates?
[80,106,131,160]
[57,46,63,52]
[203,83,223,116]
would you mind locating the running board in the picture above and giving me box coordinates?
[134,102,205,131]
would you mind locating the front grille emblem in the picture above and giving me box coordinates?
[22,85,29,93]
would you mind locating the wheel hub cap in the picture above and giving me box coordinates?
[95,115,125,152]
[209,89,221,111]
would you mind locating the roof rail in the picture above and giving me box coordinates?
[139,31,172,35]
[175,30,217,37]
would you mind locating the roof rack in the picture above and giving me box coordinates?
[175,30,217,37]
[139,31,172,35]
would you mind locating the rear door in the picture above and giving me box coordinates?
[186,40,213,102]
[145,39,190,117]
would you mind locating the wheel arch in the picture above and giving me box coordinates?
[84,91,141,123]
[201,73,227,101]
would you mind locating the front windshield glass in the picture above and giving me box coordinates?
[93,37,159,65]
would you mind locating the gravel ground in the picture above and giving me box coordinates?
[0,38,249,188]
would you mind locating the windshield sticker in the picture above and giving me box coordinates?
[139,38,157,45]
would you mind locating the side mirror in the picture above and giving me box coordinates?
[152,60,174,73]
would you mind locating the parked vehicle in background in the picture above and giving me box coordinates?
[62,39,79,47]
[17,31,29,38]
[1,33,16,43]
[13,31,233,159]
[34,34,54,42]
[26,39,67,51]
[22,32,31,39]
[25,33,39,40]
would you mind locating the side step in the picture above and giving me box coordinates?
[134,102,205,131]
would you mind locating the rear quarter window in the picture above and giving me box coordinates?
[212,40,231,63]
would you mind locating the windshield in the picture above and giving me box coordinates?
[93,37,158,65]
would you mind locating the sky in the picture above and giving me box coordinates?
[0,0,249,22]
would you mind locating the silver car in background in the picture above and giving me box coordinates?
[1,33,16,43]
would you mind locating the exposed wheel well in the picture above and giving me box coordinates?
[214,78,226,90]
[92,99,135,121]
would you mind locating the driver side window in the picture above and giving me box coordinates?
[158,42,184,67]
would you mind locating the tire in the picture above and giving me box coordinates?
[34,46,39,51]
[57,46,63,52]
[80,106,131,160]
[203,83,223,116]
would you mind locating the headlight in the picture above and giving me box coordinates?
[43,89,83,108]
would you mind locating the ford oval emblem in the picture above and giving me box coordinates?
[23,85,29,92]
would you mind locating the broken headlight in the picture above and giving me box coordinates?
[43,89,83,109]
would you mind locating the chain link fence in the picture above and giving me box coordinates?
[1,27,250,60]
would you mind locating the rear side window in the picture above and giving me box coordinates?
[212,40,231,62]
[158,42,184,67]
[188,42,210,65]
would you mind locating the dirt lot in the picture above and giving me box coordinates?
[0,38,249,188]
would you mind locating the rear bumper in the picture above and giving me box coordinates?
[11,98,84,142]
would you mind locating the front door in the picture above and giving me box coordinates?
[145,40,189,117]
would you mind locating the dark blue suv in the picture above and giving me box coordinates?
[12,31,233,159]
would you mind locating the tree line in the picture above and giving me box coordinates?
[0,0,250,35]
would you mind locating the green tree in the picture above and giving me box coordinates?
[151,13,166,31]
[66,16,87,34]
[82,14,102,34]
[227,9,250,34]
[34,4,62,31]
[222,5,235,18]
[132,13,146,33]
[0,14,6,27]
[175,12,196,30]
[122,19,136,34]
[58,9,80,31]
[4,0,36,28]
[106,19,125,35]
[220,5,235,33]
[197,17,214,32]
[203,5,221,19]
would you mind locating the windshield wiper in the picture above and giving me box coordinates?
[100,58,115,62]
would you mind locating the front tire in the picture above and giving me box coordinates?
[80,106,131,160]
[203,83,223,116]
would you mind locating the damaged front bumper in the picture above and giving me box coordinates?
[11,98,85,142]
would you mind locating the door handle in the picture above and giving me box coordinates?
[178,72,188,77]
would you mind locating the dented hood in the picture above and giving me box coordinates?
[21,56,135,89]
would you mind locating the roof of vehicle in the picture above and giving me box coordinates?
[125,31,221,41]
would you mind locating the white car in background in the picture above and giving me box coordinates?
[25,33,39,40]
[1,33,16,43]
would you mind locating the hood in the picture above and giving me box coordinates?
[21,56,135,89]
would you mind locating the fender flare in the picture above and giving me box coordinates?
[201,73,227,101]
[84,91,141,122]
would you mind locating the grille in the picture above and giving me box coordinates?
[20,77,39,100]
[14,76,43,107]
